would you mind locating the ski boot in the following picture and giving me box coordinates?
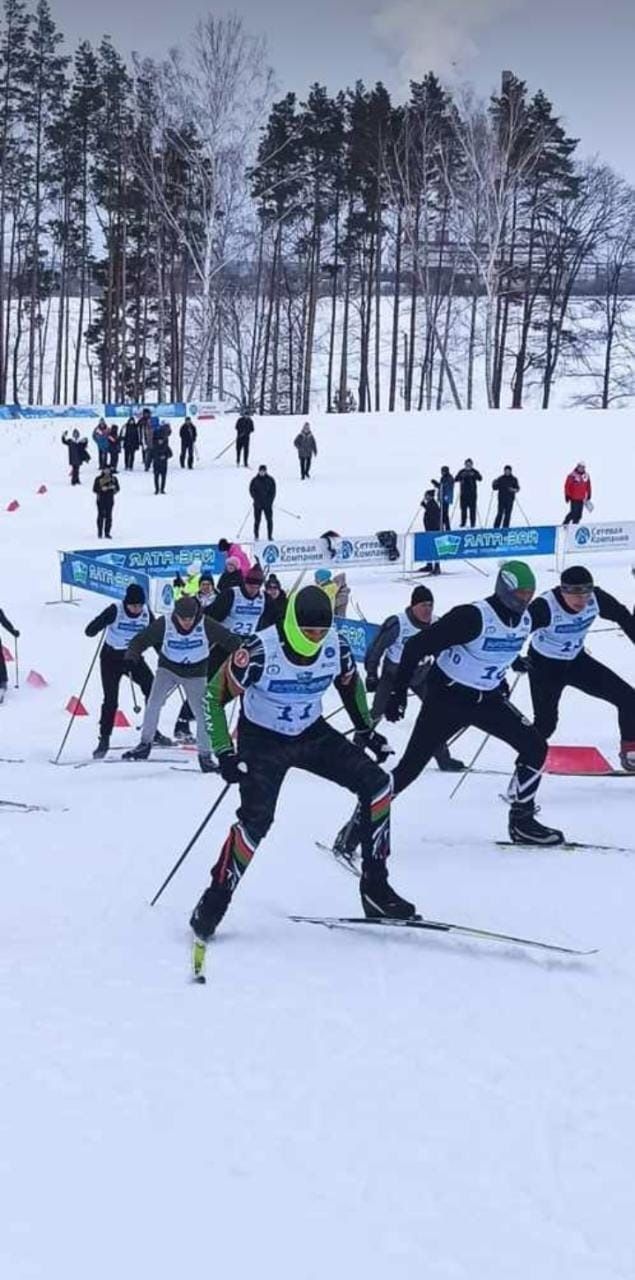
[620,741,635,772]
[508,801,564,846]
[332,803,362,866]
[92,736,110,760]
[359,862,417,920]
[153,730,172,748]
[122,740,151,762]
[190,882,233,942]
[198,752,218,774]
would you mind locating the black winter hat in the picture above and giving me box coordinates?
[294,585,333,629]
[174,595,199,619]
[199,568,214,584]
[411,585,433,606]
[561,565,594,590]
[124,584,145,606]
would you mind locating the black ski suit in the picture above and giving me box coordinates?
[250,472,276,539]
[85,604,154,742]
[455,466,482,527]
[93,472,119,537]
[235,415,254,466]
[179,420,197,469]
[492,473,520,528]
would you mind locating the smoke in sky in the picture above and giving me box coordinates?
[370,0,524,83]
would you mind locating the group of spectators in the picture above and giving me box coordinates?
[421,459,593,539]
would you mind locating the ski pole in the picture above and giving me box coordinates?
[13,636,19,689]
[448,674,521,800]
[53,632,105,764]
[213,438,234,461]
[129,673,141,715]
[236,507,251,539]
[278,506,302,520]
[405,503,421,535]
[150,784,231,906]
[483,493,493,527]
[464,558,489,578]
[515,498,531,527]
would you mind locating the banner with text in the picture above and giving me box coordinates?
[105,402,186,419]
[60,552,150,602]
[70,543,225,578]
[16,404,102,419]
[413,525,557,563]
[335,616,379,663]
[564,521,635,555]
[255,533,405,573]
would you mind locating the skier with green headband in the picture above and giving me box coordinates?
[190,585,416,944]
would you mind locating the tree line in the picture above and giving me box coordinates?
[1,0,634,411]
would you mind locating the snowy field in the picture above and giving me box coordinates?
[1,409,635,1280]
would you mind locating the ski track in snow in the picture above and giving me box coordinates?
[1,410,634,1279]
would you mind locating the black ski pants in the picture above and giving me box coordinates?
[528,649,635,742]
[124,445,136,470]
[392,667,546,804]
[210,715,392,894]
[564,500,584,525]
[180,442,194,469]
[440,500,451,531]
[300,456,312,478]
[236,439,250,466]
[99,644,153,740]
[460,496,477,527]
[153,461,167,493]
[70,464,81,485]
[372,660,457,769]
[494,496,515,528]
[96,496,114,537]
[253,504,273,539]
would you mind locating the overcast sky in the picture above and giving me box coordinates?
[53,0,635,182]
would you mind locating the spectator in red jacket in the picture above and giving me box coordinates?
[564,463,592,525]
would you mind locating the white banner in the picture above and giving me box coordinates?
[254,533,405,573]
[564,521,635,555]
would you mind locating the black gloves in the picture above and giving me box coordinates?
[218,752,246,784]
[365,672,379,694]
[353,728,393,763]
[385,690,407,723]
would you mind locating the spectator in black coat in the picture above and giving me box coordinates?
[455,458,483,527]
[62,429,89,485]
[260,574,287,627]
[93,466,120,538]
[179,417,197,469]
[106,424,121,472]
[492,466,520,528]
[431,466,454,529]
[123,417,140,470]
[235,412,254,467]
[293,422,317,478]
[420,490,442,575]
[151,427,172,495]
[249,465,276,539]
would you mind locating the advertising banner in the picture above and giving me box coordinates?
[0,405,20,419]
[187,402,217,420]
[413,526,557,563]
[60,553,150,602]
[104,402,186,418]
[335,617,379,663]
[255,533,405,572]
[79,543,225,578]
[17,404,102,419]
[564,521,635,555]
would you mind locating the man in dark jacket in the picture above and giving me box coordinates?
[250,465,276,539]
[179,417,197,469]
[123,417,140,470]
[431,467,454,530]
[293,423,317,478]
[151,426,172,494]
[420,489,442,575]
[455,458,483,527]
[62,429,89,485]
[93,466,119,538]
[235,412,254,467]
[106,424,121,472]
[84,584,155,758]
[492,466,520,528]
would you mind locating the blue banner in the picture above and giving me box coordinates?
[68,543,224,578]
[105,402,186,419]
[61,553,150,602]
[413,525,557,563]
[335,617,379,663]
[16,404,102,419]
[0,404,19,419]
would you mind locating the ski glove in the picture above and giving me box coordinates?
[353,728,393,763]
[365,672,379,694]
[218,752,246,784]
[385,690,407,723]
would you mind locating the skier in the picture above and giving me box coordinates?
[61,429,90,485]
[0,607,19,701]
[85,584,155,759]
[419,489,442,575]
[333,562,564,857]
[492,466,520,528]
[151,425,172,494]
[179,417,197,469]
[431,466,454,530]
[293,422,318,478]
[93,465,119,539]
[455,459,483,528]
[122,597,237,771]
[364,585,465,772]
[517,565,635,771]
[189,585,416,950]
[123,416,140,471]
[250,465,276,539]
[563,463,592,525]
[235,411,254,467]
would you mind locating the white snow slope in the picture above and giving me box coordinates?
[1,410,634,1280]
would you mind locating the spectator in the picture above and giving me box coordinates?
[138,409,154,471]
[564,462,592,525]
[92,418,110,467]
[93,465,119,539]
[492,466,520,528]
[217,539,252,579]
[179,416,197,469]
[151,426,172,495]
[293,422,317,478]
[455,458,483,528]
[107,423,121,472]
[216,557,244,594]
[123,417,140,470]
[431,466,454,530]
[315,567,350,617]
[419,489,442,576]
[249,464,276,539]
[261,574,287,627]
[61,429,89,485]
[235,410,254,467]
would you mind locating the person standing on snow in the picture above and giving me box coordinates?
[455,458,483,528]
[179,417,197,469]
[419,489,442,575]
[61,429,89,485]
[293,422,318,479]
[492,466,520,528]
[563,463,592,525]
[106,423,121,472]
[92,419,110,468]
[431,466,454,530]
[235,411,254,467]
[84,584,155,759]
[0,607,19,701]
[123,417,140,471]
[93,465,119,539]
[151,425,172,495]
[250,465,276,539]
[217,539,252,581]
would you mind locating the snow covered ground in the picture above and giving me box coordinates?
[1,409,634,1280]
